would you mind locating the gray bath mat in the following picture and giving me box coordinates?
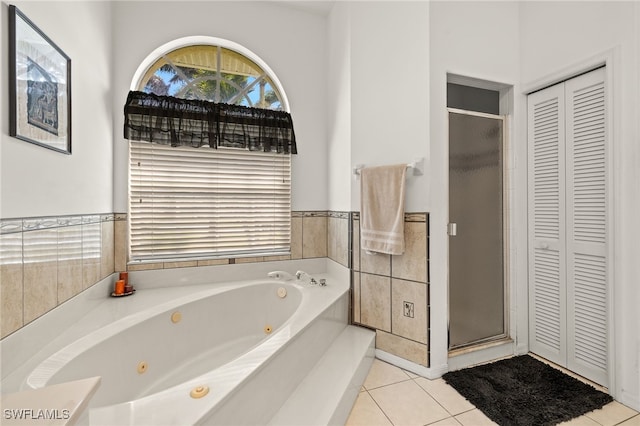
[442,355,612,425]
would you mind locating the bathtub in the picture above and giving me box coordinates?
[20,269,350,425]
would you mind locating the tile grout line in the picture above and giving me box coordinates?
[410,376,454,420]
[409,375,478,423]
[363,375,414,392]
[366,370,474,426]
[362,370,416,426]
[358,362,640,426]
[610,412,640,426]
[364,388,396,426]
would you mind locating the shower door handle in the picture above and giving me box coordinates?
[448,223,457,236]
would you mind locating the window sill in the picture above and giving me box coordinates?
[126,251,292,271]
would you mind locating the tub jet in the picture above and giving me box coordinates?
[190,385,210,399]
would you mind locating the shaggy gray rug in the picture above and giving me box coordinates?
[443,355,613,426]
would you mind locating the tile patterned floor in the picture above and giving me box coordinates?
[346,359,640,426]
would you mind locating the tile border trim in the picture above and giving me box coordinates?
[1,213,126,235]
[328,211,350,219]
[351,212,427,222]
[293,211,329,218]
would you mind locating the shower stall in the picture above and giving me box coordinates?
[448,109,507,350]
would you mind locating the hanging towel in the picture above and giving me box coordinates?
[360,164,407,255]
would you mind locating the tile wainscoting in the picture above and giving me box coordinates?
[125,211,332,271]
[1,210,430,370]
[352,213,430,367]
[0,214,123,338]
[0,211,333,338]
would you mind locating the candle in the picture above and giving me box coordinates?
[119,272,129,285]
[115,280,125,295]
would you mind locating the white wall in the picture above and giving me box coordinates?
[520,0,640,410]
[327,2,351,211]
[348,1,430,213]
[0,1,113,218]
[111,1,328,213]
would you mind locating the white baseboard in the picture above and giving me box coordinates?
[375,349,448,379]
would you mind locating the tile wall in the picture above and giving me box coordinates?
[0,214,123,338]
[0,211,332,338]
[327,211,350,268]
[352,213,430,367]
[125,211,331,271]
[1,210,430,370]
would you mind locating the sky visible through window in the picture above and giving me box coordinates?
[142,47,282,110]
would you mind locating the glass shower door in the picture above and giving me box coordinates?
[448,110,506,349]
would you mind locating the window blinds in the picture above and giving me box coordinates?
[129,142,291,261]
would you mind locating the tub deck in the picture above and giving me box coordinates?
[1,259,375,425]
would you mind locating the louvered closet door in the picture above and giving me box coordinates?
[528,67,608,387]
[528,83,567,367]
[565,68,608,386]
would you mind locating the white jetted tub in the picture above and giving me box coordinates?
[21,271,349,425]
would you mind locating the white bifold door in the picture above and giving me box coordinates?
[527,67,609,387]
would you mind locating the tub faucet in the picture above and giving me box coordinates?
[267,271,294,281]
[295,270,317,285]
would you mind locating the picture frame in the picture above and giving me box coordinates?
[9,5,71,154]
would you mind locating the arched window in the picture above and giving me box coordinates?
[139,45,284,110]
[128,40,292,263]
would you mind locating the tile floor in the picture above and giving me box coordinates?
[346,359,640,426]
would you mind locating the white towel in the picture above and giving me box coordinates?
[360,164,406,255]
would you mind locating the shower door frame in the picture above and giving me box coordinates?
[447,107,510,351]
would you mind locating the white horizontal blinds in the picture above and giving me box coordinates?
[527,82,567,365]
[565,68,608,386]
[130,142,291,261]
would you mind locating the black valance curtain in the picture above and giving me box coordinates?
[123,91,297,154]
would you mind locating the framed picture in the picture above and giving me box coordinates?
[9,5,71,154]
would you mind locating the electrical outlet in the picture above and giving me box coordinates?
[403,301,414,318]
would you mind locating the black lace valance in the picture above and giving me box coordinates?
[123,91,297,154]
